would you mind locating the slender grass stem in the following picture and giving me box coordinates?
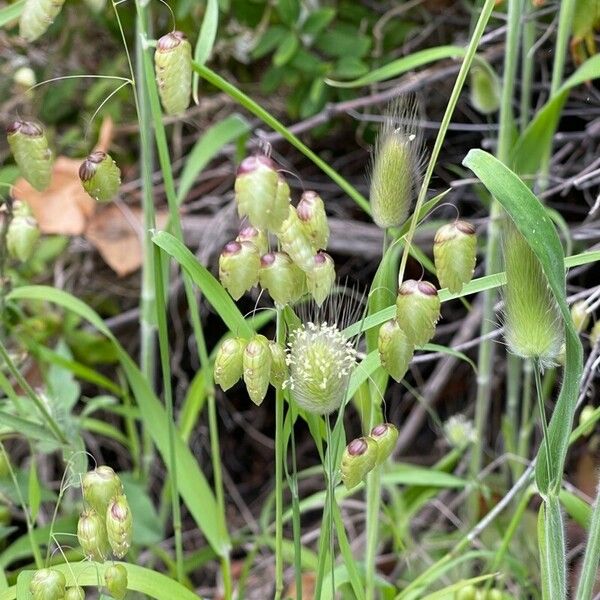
[325,416,336,599]
[515,359,533,478]
[533,359,552,491]
[274,309,285,599]
[520,8,536,133]
[0,194,13,337]
[575,480,600,600]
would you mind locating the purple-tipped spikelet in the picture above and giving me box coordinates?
[306,251,335,306]
[369,97,425,229]
[29,569,66,600]
[77,508,110,561]
[82,466,123,517]
[236,226,269,256]
[214,337,246,391]
[234,156,290,232]
[502,222,563,368]
[6,215,40,262]
[276,205,316,272]
[340,437,378,490]
[377,319,413,382]
[105,564,128,600]
[79,151,121,203]
[106,494,133,559]
[219,240,260,300]
[433,220,477,293]
[7,120,52,191]
[19,0,66,42]
[395,280,441,346]
[259,251,305,306]
[284,322,357,415]
[297,191,329,251]
[369,423,399,465]
[243,335,272,405]
[154,31,192,115]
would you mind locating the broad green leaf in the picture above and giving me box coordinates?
[177,113,250,204]
[302,7,335,36]
[273,32,299,67]
[0,412,57,445]
[251,25,287,59]
[192,0,219,104]
[560,489,591,529]
[7,285,230,557]
[151,231,253,338]
[276,0,300,25]
[0,0,24,27]
[462,149,584,495]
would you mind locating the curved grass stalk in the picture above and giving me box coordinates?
[575,480,600,600]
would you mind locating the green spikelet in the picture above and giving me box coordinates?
[269,341,288,389]
[77,509,110,561]
[433,220,477,293]
[214,337,246,391]
[469,63,501,114]
[340,437,378,490]
[259,252,305,306]
[277,205,316,272]
[243,335,272,405]
[285,322,356,415]
[579,405,596,436]
[570,300,590,333]
[79,151,121,203]
[486,590,503,600]
[106,494,133,558]
[395,280,441,346]
[454,585,477,600]
[502,222,563,368]
[19,0,66,42]
[234,155,290,231]
[6,215,40,262]
[7,120,52,191]
[591,321,600,347]
[369,97,424,229]
[29,569,66,600]
[218,241,260,300]
[297,191,329,251]
[65,587,86,600]
[306,251,335,306]
[236,226,268,256]
[105,564,128,600]
[369,423,399,465]
[154,31,192,115]
[82,466,123,517]
[377,319,413,382]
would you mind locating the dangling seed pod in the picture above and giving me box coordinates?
[236,226,268,256]
[29,569,66,600]
[306,252,335,306]
[591,321,600,347]
[65,587,86,600]
[369,97,424,229]
[106,494,133,559]
[269,341,288,389]
[486,590,502,600]
[79,151,121,203]
[579,405,596,436]
[340,437,378,490]
[285,322,356,415]
[455,585,477,600]
[469,63,501,114]
[82,466,124,517]
[7,120,52,191]
[571,300,590,333]
[154,31,192,115]
[433,220,477,293]
[258,252,305,306]
[218,241,261,300]
[243,335,272,405]
[502,222,563,368]
[77,509,110,561]
[369,423,399,466]
[277,205,316,272]
[297,191,329,251]
[377,319,413,382]
[214,337,246,391]
[234,156,290,232]
[105,564,128,600]
[6,215,40,262]
[395,280,441,346]
[19,0,66,42]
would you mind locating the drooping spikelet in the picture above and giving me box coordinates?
[105,564,128,600]
[502,221,563,368]
[297,191,329,251]
[284,322,357,415]
[214,337,246,391]
[106,494,133,559]
[82,466,123,517]
[29,569,66,600]
[243,334,272,405]
[369,97,424,229]
[259,251,305,306]
[369,423,399,466]
[19,0,66,42]
[340,437,378,490]
[570,300,590,333]
[433,220,477,293]
[79,151,121,203]
[469,63,501,114]
[236,226,268,256]
[268,341,288,389]
[377,319,413,382]
[65,586,85,600]
[218,241,260,300]
[7,120,52,191]
[154,31,192,115]
[306,251,335,306]
[395,280,441,346]
[276,205,315,272]
[6,214,40,262]
[77,508,110,561]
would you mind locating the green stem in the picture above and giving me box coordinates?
[396,0,496,285]
[153,244,184,582]
[274,310,285,599]
[515,359,533,479]
[520,8,536,133]
[533,360,552,491]
[325,416,336,599]
[0,340,67,445]
[575,480,600,600]
[0,194,13,337]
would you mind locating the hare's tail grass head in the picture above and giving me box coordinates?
[502,221,563,369]
[369,95,425,230]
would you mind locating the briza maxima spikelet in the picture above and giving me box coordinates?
[259,251,305,306]
[306,252,335,307]
[214,337,246,391]
[106,494,133,558]
[155,31,192,115]
[243,334,272,405]
[29,569,66,600]
[395,280,441,346]
[19,0,66,42]
[340,437,378,490]
[7,120,52,191]
[377,319,413,382]
[297,191,329,251]
[433,220,477,293]
[105,564,128,600]
[82,466,123,517]
[77,509,110,561]
[369,423,399,466]
[79,151,121,203]
[219,241,260,300]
